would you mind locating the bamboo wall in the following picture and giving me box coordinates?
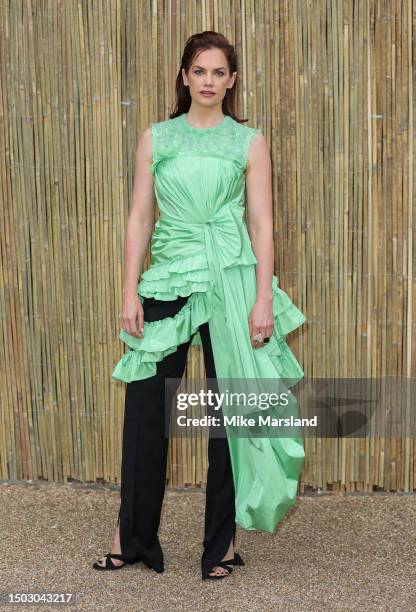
[0,1,414,492]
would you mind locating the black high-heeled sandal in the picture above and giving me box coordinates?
[203,561,234,581]
[225,552,245,566]
[202,551,246,580]
[92,552,128,571]
[202,553,245,580]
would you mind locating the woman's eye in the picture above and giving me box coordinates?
[195,70,224,76]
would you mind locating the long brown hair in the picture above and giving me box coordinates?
[169,31,248,124]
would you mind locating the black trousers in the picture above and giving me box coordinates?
[116,294,236,577]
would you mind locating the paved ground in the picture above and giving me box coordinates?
[1,481,415,611]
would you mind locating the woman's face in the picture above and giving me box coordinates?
[182,47,236,107]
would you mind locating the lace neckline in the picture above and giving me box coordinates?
[181,112,229,133]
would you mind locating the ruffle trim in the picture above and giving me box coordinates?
[137,254,214,300]
[261,275,306,384]
[111,292,212,383]
[137,251,257,300]
[112,274,306,385]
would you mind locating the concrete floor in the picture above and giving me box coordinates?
[1,481,415,611]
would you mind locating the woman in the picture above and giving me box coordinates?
[93,31,306,580]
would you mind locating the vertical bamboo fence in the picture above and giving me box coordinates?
[0,0,414,492]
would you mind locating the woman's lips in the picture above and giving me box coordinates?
[200,91,215,96]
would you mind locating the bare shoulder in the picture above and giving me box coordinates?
[250,130,268,150]
[246,130,269,174]
[136,126,153,160]
[139,126,152,146]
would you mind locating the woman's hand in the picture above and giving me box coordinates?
[248,297,274,348]
[119,292,144,338]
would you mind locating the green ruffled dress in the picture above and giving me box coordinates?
[112,112,307,533]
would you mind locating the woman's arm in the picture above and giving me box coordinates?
[245,132,275,346]
[120,127,156,337]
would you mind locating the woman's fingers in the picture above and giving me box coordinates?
[266,324,274,338]
[248,316,253,338]
[126,309,144,337]
[250,324,274,348]
[137,309,144,335]
[248,300,275,348]
[120,298,144,337]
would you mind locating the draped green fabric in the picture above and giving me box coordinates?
[112,112,307,532]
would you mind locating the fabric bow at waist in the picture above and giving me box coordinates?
[156,200,249,269]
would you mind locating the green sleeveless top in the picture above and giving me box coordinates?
[137,112,262,300]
